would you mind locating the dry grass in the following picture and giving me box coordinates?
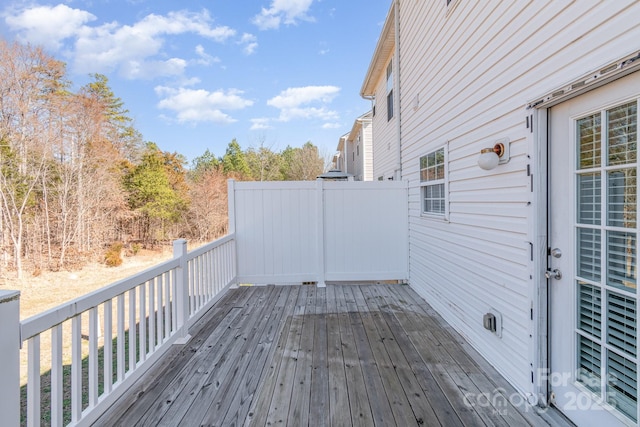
[1,247,173,321]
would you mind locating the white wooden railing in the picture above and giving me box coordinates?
[1,235,236,427]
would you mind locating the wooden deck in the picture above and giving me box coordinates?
[96,284,570,426]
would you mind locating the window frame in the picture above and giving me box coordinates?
[419,145,449,219]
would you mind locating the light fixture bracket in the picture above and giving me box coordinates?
[477,137,510,170]
[494,137,510,165]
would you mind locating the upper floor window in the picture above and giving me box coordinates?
[386,60,394,121]
[420,147,447,216]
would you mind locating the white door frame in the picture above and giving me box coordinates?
[530,51,640,409]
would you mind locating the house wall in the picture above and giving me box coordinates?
[371,53,399,181]
[347,138,361,180]
[397,0,640,396]
[362,119,373,181]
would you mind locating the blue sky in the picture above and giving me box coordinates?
[1,0,390,164]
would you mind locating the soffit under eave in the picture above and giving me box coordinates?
[360,5,396,97]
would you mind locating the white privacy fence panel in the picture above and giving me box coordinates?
[230,179,408,285]
[323,181,408,281]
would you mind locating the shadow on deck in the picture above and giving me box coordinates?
[96,284,570,426]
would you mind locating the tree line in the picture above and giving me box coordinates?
[0,40,325,278]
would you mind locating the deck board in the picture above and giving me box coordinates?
[95,284,570,427]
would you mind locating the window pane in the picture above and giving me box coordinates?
[577,173,601,225]
[423,183,445,215]
[607,351,638,421]
[578,282,602,338]
[607,231,636,292]
[578,113,601,169]
[607,291,637,357]
[608,168,636,228]
[578,228,601,282]
[608,101,637,166]
[577,334,601,393]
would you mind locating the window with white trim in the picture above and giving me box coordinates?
[420,147,447,216]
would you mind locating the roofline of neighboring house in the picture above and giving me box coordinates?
[336,110,373,154]
[360,3,395,98]
[349,110,373,138]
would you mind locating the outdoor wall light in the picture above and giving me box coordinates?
[477,138,510,170]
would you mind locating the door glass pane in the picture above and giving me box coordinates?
[578,113,602,169]
[607,101,637,166]
[608,169,637,228]
[578,173,601,225]
[607,231,637,292]
[607,351,638,421]
[578,334,601,393]
[573,100,638,424]
[578,283,602,337]
[577,228,601,282]
[607,291,637,356]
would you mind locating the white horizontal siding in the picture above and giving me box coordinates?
[363,121,373,181]
[371,53,399,180]
[397,0,640,396]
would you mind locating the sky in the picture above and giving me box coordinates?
[0,0,391,165]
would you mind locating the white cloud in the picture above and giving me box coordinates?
[155,86,253,124]
[121,58,187,80]
[267,85,340,123]
[250,118,273,130]
[252,0,314,30]
[322,122,341,129]
[239,33,258,55]
[4,6,237,79]
[194,44,220,66]
[268,85,339,109]
[4,4,96,50]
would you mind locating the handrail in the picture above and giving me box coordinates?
[20,258,181,342]
[10,235,237,427]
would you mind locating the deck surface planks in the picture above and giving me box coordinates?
[97,284,569,427]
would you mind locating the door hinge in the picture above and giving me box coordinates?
[529,242,533,261]
[530,114,534,133]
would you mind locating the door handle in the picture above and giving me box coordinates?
[545,269,562,280]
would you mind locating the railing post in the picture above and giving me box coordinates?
[173,239,191,344]
[0,290,20,427]
[316,179,326,288]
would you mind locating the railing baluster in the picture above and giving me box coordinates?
[89,307,99,407]
[27,335,40,427]
[171,268,178,333]
[128,288,137,372]
[117,294,125,381]
[164,272,171,337]
[139,283,146,362]
[188,258,195,317]
[149,278,156,352]
[103,300,113,394]
[50,325,63,427]
[156,274,163,344]
[17,235,236,426]
[71,316,82,422]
